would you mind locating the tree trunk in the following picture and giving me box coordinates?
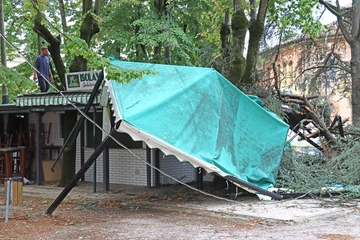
[69,0,99,72]
[59,110,77,186]
[350,1,360,125]
[241,0,268,85]
[303,97,336,144]
[33,14,66,90]
[219,9,231,76]
[134,6,148,61]
[318,0,360,124]
[351,40,360,125]
[241,19,264,84]
[227,9,248,85]
[58,0,67,35]
[153,0,168,61]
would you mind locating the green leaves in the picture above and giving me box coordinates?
[106,65,157,83]
[98,0,216,65]
[0,64,38,103]
[63,37,91,58]
[268,0,323,38]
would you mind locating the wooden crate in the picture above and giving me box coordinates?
[42,160,62,182]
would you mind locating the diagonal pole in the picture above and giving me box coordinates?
[46,128,115,215]
[51,69,104,171]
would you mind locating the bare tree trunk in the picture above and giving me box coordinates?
[351,40,360,125]
[241,0,268,85]
[350,1,360,125]
[0,0,9,104]
[58,0,67,36]
[318,0,360,125]
[33,9,66,89]
[303,97,336,144]
[134,6,148,61]
[69,0,99,72]
[227,1,248,85]
[153,0,167,60]
[219,9,231,75]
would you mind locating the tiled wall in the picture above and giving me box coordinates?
[29,111,208,186]
[159,153,196,185]
[28,111,64,147]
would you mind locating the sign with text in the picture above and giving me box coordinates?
[65,70,101,91]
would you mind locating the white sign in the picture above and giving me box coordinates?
[65,70,101,91]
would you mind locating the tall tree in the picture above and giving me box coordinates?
[318,0,360,124]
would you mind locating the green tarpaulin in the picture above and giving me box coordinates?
[106,60,289,192]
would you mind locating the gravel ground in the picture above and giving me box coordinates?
[1,182,359,240]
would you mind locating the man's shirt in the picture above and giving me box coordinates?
[35,55,50,80]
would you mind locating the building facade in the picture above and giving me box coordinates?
[259,24,352,123]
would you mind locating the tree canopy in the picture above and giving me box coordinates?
[0,0,357,125]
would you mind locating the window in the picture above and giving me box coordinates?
[86,111,142,149]
[325,68,336,88]
[325,54,337,88]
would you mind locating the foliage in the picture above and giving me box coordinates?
[0,64,38,103]
[268,0,323,38]
[241,84,287,120]
[2,0,332,94]
[276,147,331,193]
[106,65,157,84]
[277,124,360,198]
[63,37,92,58]
[97,0,216,66]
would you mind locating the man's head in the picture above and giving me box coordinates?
[41,47,49,56]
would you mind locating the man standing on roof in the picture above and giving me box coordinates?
[33,46,53,92]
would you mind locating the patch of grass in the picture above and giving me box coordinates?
[75,201,98,210]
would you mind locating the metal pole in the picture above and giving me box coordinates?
[0,0,9,104]
[225,175,283,200]
[102,145,109,191]
[5,178,11,222]
[93,106,96,193]
[35,112,44,185]
[66,69,104,150]
[45,129,115,215]
[146,146,151,187]
[51,69,104,171]
[197,167,203,190]
[154,149,160,186]
[80,120,85,181]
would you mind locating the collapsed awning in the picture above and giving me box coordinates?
[106,60,289,197]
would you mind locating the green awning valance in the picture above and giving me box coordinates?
[15,92,101,107]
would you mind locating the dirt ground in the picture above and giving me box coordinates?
[0,181,359,240]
